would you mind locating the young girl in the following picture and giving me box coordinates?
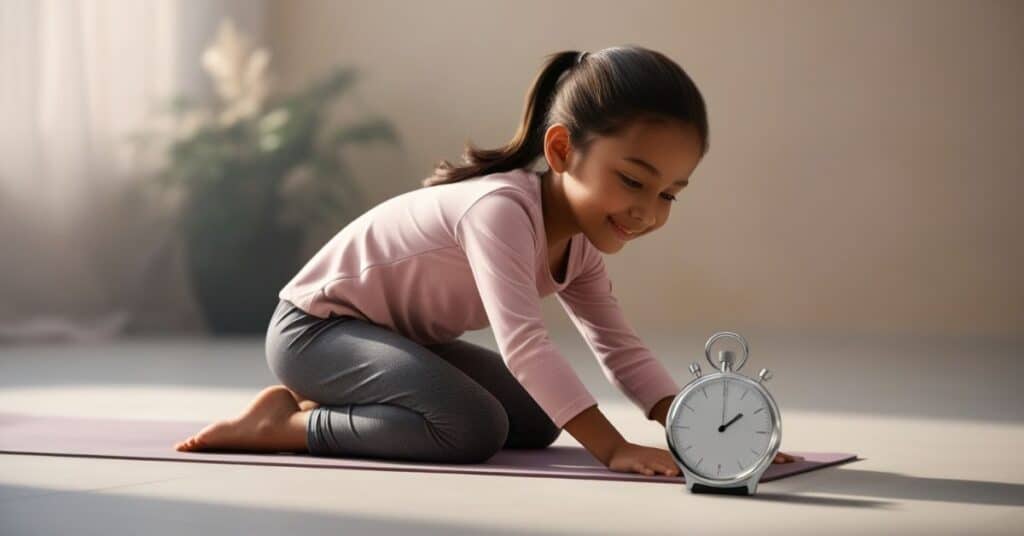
[175,46,801,476]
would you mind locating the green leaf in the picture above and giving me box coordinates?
[305,67,360,104]
[331,117,401,147]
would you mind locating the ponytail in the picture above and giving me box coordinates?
[423,51,583,187]
[423,46,709,188]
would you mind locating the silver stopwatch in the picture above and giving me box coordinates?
[665,331,782,495]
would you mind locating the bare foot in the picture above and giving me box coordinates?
[282,387,321,411]
[174,385,310,453]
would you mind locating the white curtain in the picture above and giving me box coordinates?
[0,0,267,343]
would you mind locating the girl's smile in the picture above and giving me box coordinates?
[608,216,642,240]
[540,118,704,254]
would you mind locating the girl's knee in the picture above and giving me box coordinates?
[452,406,509,464]
[532,423,562,448]
[505,419,561,449]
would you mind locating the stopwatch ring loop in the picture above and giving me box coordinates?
[704,331,750,372]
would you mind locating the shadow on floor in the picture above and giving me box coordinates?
[0,482,558,535]
[765,465,1024,507]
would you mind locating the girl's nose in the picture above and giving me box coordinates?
[628,208,655,229]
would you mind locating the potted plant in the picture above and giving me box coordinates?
[131,19,400,334]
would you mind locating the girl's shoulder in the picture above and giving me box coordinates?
[441,168,542,219]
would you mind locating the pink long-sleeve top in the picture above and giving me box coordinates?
[278,167,681,428]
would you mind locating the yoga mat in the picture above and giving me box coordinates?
[0,412,858,484]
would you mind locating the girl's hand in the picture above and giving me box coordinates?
[772,451,804,464]
[606,442,681,477]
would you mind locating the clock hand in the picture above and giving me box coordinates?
[717,412,744,432]
[721,380,727,427]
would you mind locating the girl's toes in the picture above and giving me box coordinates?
[175,435,205,452]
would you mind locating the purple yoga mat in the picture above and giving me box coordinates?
[0,412,858,484]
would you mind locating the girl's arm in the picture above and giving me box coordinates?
[456,191,600,429]
[555,250,681,422]
[562,403,627,466]
[647,395,675,426]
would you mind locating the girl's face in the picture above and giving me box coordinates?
[559,119,704,254]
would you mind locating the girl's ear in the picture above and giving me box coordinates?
[542,123,572,174]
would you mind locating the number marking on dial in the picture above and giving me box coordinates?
[701,387,708,399]
[753,407,764,414]
[740,389,748,400]
[682,403,694,412]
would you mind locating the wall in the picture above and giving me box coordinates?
[262,0,1024,338]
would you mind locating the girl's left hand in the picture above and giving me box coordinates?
[772,451,804,464]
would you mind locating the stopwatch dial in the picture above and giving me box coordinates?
[669,377,774,480]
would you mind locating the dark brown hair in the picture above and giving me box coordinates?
[422,45,709,187]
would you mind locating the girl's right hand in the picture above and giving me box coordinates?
[606,442,681,477]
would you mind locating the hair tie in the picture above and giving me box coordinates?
[576,51,589,65]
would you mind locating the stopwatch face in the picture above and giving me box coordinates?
[669,376,777,481]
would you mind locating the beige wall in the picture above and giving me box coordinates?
[267,0,1023,338]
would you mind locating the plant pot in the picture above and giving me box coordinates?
[182,180,305,335]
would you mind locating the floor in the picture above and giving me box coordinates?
[1,329,1022,535]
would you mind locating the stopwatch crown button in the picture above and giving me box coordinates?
[689,362,702,378]
[758,368,773,383]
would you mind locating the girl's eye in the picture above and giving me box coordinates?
[618,173,678,203]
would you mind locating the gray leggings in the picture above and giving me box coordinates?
[265,299,563,464]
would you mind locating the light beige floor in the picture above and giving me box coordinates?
[1,330,1022,535]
